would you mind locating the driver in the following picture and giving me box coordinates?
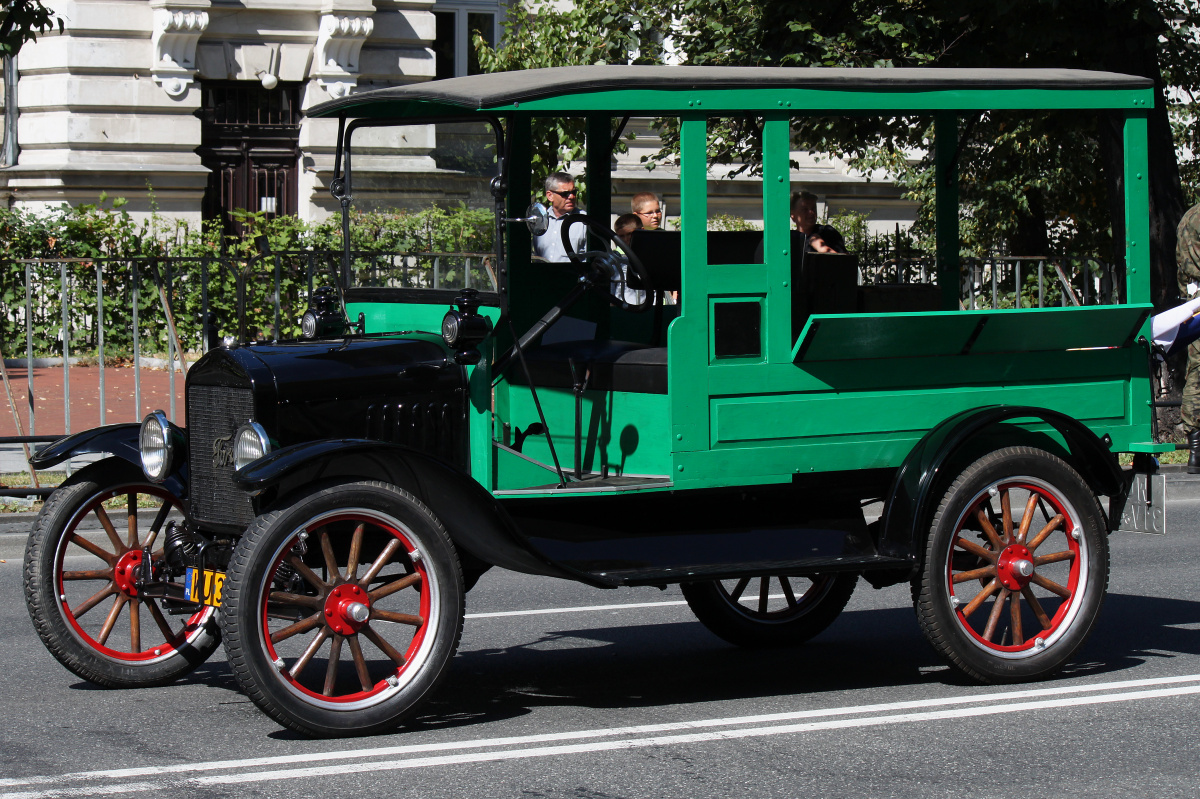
[533,172,586,263]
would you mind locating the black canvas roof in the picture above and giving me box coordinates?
[308,65,1152,118]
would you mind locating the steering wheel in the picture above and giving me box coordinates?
[558,213,655,313]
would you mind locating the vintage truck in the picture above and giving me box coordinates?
[23,66,1168,737]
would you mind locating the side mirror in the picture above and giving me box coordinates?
[504,203,550,236]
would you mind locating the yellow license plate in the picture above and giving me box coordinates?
[184,567,225,608]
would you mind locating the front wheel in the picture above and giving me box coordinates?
[682,573,857,648]
[915,446,1109,683]
[220,481,464,737]
[23,459,219,687]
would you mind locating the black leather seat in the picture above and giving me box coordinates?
[508,340,668,394]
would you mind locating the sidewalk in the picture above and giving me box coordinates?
[1,364,186,473]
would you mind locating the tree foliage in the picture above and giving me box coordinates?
[0,0,62,57]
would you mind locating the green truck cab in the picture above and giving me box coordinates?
[24,66,1167,737]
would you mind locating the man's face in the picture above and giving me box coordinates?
[791,198,818,233]
[634,200,662,230]
[546,181,577,216]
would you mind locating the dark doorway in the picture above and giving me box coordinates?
[197,82,301,238]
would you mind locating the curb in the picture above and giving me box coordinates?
[4,357,189,371]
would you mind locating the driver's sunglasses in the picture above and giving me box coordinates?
[549,189,578,198]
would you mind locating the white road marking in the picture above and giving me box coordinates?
[4,673,1200,795]
[465,599,688,619]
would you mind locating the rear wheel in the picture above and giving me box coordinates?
[23,459,219,687]
[682,573,857,648]
[915,446,1108,682]
[221,481,464,737]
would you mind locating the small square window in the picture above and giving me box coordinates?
[713,301,761,358]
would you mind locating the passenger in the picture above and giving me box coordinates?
[791,191,846,254]
[1178,201,1200,472]
[533,172,586,263]
[614,212,642,247]
[612,213,645,305]
[631,192,664,230]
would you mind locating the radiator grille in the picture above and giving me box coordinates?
[188,384,256,527]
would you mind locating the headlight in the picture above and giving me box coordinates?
[441,312,461,346]
[139,410,173,483]
[234,422,272,471]
[301,309,319,339]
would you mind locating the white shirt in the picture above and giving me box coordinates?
[532,207,586,263]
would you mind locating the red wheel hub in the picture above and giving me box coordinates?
[324,583,371,635]
[996,544,1034,591]
[113,550,144,596]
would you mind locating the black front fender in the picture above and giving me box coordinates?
[232,439,581,581]
[879,405,1123,564]
[29,424,188,498]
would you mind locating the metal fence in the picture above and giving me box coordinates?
[860,255,1119,309]
[0,250,495,495]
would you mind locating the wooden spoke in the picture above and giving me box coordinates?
[975,507,1005,550]
[71,533,118,565]
[346,634,374,692]
[952,565,996,584]
[323,635,344,696]
[269,591,323,609]
[960,578,1000,619]
[362,625,407,667]
[779,576,797,607]
[129,597,141,653]
[286,555,327,591]
[319,531,341,583]
[1026,515,1065,552]
[369,573,421,602]
[94,505,125,554]
[983,587,1011,641]
[954,536,997,562]
[143,501,173,549]
[346,523,365,581]
[96,594,129,646]
[1000,488,1014,542]
[1015,493,1039,544]
[358,539,402,587]
[270,612,324,644]
[1022,586,1053,629]
[728,577,751,602]
[62,568,113,581]
[1033,550,1076,567]
[289,628,331,680]
[73,583,117,617]
[1030,573,1071,599]
[126,496,139,548]
[369,609,424,627]
[758,577,770,614]
[144,599,177,641]
[1010,589,1024,646]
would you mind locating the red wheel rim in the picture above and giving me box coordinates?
[945,478,1085,657]
[259,509,436,708]
[55,485,212,664]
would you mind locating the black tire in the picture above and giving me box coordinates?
[681,573,857,648]
[23,459,220,687]
[220,481,464,737]
[914,446,1109,683]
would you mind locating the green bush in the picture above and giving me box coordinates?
[0,201,496,358]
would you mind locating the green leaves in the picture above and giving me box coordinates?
[0,0,63,58]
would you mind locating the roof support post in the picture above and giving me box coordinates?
[762,114,792,362]
[585,113,611,226]
[1122,111,1151,305]
[935,112,960,311]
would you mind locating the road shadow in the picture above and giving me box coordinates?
[409,591,1200,732]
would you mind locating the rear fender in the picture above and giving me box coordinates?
[879,405,1122,566]
[231,439,584,582]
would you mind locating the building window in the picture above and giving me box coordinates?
[433,6,498,79]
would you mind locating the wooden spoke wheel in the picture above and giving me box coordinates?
[221,481,464,737]
[682,573,857,648]
[915,447,1108,683]
[23,459,219,687]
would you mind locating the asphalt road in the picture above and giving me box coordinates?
[2,486,1200,799]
